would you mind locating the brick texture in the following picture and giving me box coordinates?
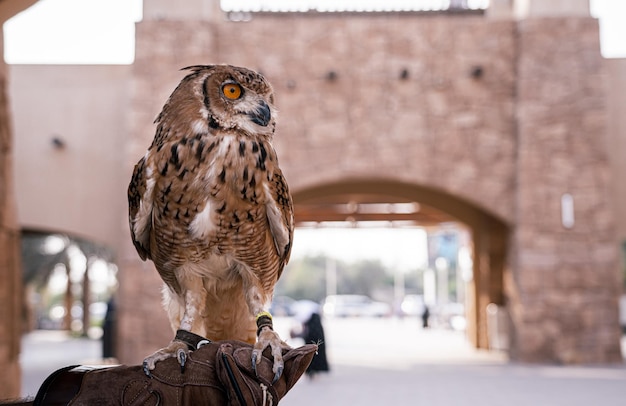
[0,45,22,397]
[510,17,621,363]
[117,14,621,364]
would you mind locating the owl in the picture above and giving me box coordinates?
[128,64,293,382]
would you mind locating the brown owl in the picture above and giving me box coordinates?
[128,64,293,381]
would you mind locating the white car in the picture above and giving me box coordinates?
[323,295,391,318]
[400,294,426,317]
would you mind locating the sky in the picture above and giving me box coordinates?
[4,0,143,64]
[3,0,626,64]
[291,227,428,271]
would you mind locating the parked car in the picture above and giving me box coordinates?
[438,302,466,331]
[322,295,391,318]
[400,294,425,317]
[269,296,296,317]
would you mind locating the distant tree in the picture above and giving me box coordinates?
[275,255,327,302]
[276,255,405,302]
[20,230,116,335]
[275,254,436,305]
[403,268,425,293]
[338,259,389,297]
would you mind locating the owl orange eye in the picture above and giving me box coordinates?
[222,83,242,100]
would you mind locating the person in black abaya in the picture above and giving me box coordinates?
[291,302,330,379]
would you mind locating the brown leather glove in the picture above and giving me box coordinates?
[33,340,317,405]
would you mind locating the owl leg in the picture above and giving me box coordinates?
[244,284,291,383]
[252,311,291,383]
[143,287,208,376]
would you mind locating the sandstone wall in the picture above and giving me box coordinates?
[0,34,22,398]
[510,17,621,363]
[119,14,518,363]
[117,14,621,364]
[9,65,132,249]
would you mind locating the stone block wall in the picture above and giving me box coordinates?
[510,17,621,363]
[128,15,518,220]
[119,14,519,364]
[0,40,22,398]
[117,13,621,364]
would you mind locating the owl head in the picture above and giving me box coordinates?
[157,64,277,139]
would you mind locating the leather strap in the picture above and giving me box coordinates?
[175,329,211,350]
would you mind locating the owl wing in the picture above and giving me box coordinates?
[265,167,294,276]
[128,155,153,261]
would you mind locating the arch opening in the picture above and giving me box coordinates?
[290,178,510,350]
[21,228,118,341]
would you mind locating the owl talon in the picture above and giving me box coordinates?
[177,348,187,374]
[273,365,283,384]
[251,352,259,376]
[142,340,189,376]
[142,361,152,377]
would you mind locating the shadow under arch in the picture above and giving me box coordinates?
[292,178,510,350]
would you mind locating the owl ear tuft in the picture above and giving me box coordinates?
[181,65,215,73]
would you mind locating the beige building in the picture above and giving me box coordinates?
[2,0,626,396]
[10,65,131,248]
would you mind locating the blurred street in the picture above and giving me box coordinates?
[21,317,626,404]
[20,330,101,397]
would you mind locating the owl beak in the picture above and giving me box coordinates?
[248,100,271,127]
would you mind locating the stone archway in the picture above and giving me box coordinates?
[291,178,509,349]
[116,8,621,365]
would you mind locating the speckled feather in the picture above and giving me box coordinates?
[128,65,293,345]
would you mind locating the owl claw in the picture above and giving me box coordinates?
[177,348,187,374]
[142,340,189,377]
[273,365,283,384]
[142,361,152,377]
[252,352,258,375]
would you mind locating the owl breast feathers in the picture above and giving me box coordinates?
[128,64,293,302]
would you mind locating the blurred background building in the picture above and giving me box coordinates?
[1,0,625,397]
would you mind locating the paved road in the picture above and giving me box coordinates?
[20,318,626,405]
[279,318,626,406]
[20,330,102,397]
